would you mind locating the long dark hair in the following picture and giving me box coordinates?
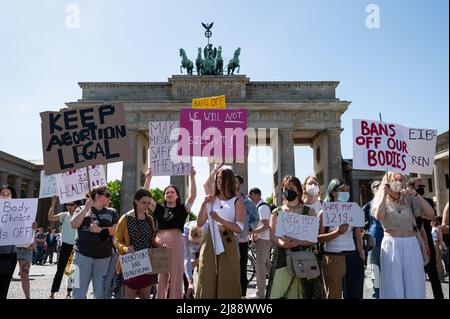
[324,179,348,202]
[0,185,17,198]
[214,168,236,200]
[163,184,181,207]
[133,189,152,212]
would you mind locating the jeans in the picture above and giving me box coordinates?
[239,242,249,297]
[72,251,111,299]
[33,246,45,264]
[368,246,381,299]
[343,253,365,299]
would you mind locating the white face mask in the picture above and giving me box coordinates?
[389,181,403,193]
[306,184,319,196]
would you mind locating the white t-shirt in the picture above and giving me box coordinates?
[324,225,355,253]
[255,200,271,240]
[304,200,323,215]
[59,212,76,245]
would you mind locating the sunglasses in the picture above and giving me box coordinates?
[66,203,76,207]
[102,193,111,198]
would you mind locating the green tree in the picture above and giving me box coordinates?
[107,180,121,213]
[150,188,164,204]
[188,211,197,221]
[266,194,274,205]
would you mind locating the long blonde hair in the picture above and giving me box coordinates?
[372,171,406,212]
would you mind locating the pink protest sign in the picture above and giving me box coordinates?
[179,108,247,162]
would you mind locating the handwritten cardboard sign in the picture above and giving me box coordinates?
[407,128,437,175]
[0,199,38,246]
[192,95,226,109]
[55,165,107,204]
[119,249,153,280]
[38,171,58,199]
[148,247,171,274]
[275,211,320,243]
[149,121,191,176]
[40,103,131,175]
[322,202,365,227]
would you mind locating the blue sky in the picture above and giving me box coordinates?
[0,0,448,214]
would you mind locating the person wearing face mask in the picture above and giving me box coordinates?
[318,179,365,299]
[372,172,435,299]
[266,176,322,299]
[303,176,323,214]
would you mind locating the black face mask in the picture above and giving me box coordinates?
[282,189,298,202]
[416,187,425,196]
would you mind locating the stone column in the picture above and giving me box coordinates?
[120,131,139,214]
[272,129,295,205]
[434,160,447,216]
[170,175,186,202]
[0,172,8,186]
[351,178,361,206]
[233,143,249,196]
[327,129,343,183]
[14,177,22,198]
[27,181,35,198]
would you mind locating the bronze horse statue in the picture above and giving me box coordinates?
[180,48,194,75]
[195,47,204,75]
[215,46,223,75]
[227,47,240,75]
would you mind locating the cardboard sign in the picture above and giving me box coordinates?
[275,211,320,243]
[353,119,409,174]
[39,171,58,198]
[322,202,365,227]
[179,108,247,162]
[192,95,226,109]
[0,199,38,246]
[148,247,171,274]
[40,103,131,175]
[407,128,437,174]
[55,165,107,204]
[119,249,153,280]
[149,121,191,176]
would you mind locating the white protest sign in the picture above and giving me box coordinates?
[0,199,38,246]
[322,202,365,227]
[149,121,191,176]
[119,249,153,280]
[407,128,437,175]
[275,211,319,243]
[39,171,58,198]
[353,119,410,174]
[55,165,107,204]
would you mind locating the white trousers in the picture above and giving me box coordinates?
[380,236,426,299]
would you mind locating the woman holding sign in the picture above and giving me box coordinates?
[266,176,322,299]
[318,179,365,299]
[144,167,197,299]
[0,185,18,299]
[196,166,245,299]
[372,172,435,299]
[70,185,119,299]
[114,189,158,299]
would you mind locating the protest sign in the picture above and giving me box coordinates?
[274,211,319,243]
[149,121,191,176]
[55,165,107,204]
[322,202,365,228]
[39,171,58,198]
[148,247,171,274]
[119,249,153,280]
[407,128,437,174]
[40,103,131,175]
[353,119,409,174]
[192,95,226,109]
[0,198,38,246]
[179,108,247,162]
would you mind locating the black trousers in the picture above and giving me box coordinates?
[51,243,73,293]
[0,253,17,299]
[343,253,365,299]
[239,242,249,297]
[425,247,444,299]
